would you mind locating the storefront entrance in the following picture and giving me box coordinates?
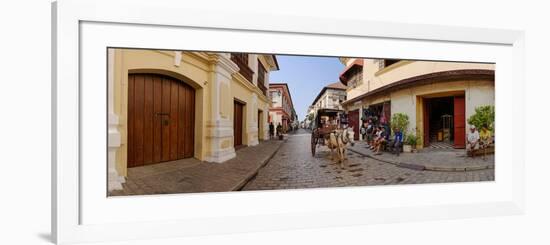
[422,93,465,149]
[364,101,391,125]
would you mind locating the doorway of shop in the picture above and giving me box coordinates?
[423,93,465,149]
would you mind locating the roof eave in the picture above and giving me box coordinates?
[341,69,495,106]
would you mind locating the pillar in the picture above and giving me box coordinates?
[204,54,239,163]
[107,48,125,191]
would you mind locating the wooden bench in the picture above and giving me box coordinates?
[469,145,495,157]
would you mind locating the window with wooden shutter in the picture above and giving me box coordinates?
[257,60,267,96]
[230,53,254,82]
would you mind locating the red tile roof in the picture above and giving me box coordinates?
[339,59,364,85]
[325,81,347,90]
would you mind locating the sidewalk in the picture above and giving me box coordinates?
[109,139,284,196]
[348,142,494,172]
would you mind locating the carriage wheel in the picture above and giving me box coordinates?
[311,133,317,156]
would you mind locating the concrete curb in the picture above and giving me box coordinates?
[348,147,494,172]
[231,139,286,191]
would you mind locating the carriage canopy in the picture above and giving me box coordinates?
[312,108,346,130]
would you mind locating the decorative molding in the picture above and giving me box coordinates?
[204,147,236,163]
[205,118,236,163]
[174,51,182,67]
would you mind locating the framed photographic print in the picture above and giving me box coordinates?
[52,0,525,244]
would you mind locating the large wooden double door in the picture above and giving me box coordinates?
[127,74,195,167]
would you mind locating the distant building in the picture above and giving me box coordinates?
[269,83,295,134]
[309,81,347,130]
[304,105,315,129]
[339,58,495,148]
[311,82,347,111]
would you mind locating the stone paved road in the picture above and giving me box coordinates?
[242,129,494,191]
[110,140,283,196]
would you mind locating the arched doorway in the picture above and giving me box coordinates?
[127,73,195,167]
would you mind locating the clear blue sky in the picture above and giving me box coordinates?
[269,55,345,121]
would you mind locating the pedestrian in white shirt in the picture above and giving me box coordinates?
[466,125,480,157]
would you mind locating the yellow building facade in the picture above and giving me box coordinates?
[107,48,278,190]
[340,58,495,150]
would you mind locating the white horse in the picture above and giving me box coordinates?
[325,127,355,168]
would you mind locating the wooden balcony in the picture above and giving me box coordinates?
[257,61,267,96]
[258,81,267,96]
[231,53,254,83]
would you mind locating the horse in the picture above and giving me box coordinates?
[325,127,355,168]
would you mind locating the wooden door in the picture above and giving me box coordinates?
[383,101,391,124]
[348,110,360,140]
[127,74,195,167]
[258,110,262,141]
[234,101,244,147]
[423,98,430,147]
[453,96,466,148]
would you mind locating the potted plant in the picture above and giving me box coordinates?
[390,113,409,152]
[403,133,418,153]
[467,105,495,133]
[390,113,409,133]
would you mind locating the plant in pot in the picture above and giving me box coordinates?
[467,105,495,133]
[403,133,418,153]
[390,113,409,133]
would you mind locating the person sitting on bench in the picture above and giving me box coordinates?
[391,127,404,156]
[466,125,480,157]
[479,125,492,160]
[366,119,374,145]
[373,126,387,155]
[369,126,380,150]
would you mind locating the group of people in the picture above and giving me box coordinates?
[268,122,283,139]
[268,110,493,159]
[466,125,493,159]
[360,117,404,156]
[269,122,298,139]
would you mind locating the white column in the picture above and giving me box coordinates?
[263,105,270,140]
[107,49,124,191]
[205,54,239,163]
[248,94,259,146]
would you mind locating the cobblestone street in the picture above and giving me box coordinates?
[242,129,494,191]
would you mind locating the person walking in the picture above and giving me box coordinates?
[276,123,283,140]
[269,122,274,140]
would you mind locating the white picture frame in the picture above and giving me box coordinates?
[52,0,525,244]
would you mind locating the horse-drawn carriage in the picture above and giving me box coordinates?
[310,108,348,157]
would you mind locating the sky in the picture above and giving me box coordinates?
[269,55,345,121]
